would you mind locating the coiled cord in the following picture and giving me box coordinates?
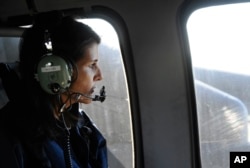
[61,112,73,168]
[64,132,73,168]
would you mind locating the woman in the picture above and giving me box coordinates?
[4,14,108,168]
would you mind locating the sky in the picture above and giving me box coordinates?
[187,2,250,75]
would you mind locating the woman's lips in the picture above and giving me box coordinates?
[90,86,96,95]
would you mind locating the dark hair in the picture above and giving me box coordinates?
[18,16,101,140]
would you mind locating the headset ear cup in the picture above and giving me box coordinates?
[36,54,73,94]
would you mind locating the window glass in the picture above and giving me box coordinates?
[0,37,20,108]
[78,19,134,168]
[186,3,250,168]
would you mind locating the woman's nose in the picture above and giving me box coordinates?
[94,67,103,81]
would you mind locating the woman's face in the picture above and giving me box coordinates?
[61,42,103,105]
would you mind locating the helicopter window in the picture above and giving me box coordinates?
[0,37,20,108]
[186,2,250,168]
[78,18,134,168]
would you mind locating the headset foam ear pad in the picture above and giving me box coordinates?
[36,54,73,94]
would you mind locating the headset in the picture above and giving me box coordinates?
[35,30,74,95]
[36,54,73,95]
[35,29,106,102]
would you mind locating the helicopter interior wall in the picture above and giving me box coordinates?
[0,0,197,168]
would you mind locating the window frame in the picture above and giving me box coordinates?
[178,1,250,167]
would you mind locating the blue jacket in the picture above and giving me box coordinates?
[0,102,108,168]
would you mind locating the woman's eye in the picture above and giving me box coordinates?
[90,63,97,69]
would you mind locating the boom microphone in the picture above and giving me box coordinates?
[92,86,106,102]
[59,86,106,112]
